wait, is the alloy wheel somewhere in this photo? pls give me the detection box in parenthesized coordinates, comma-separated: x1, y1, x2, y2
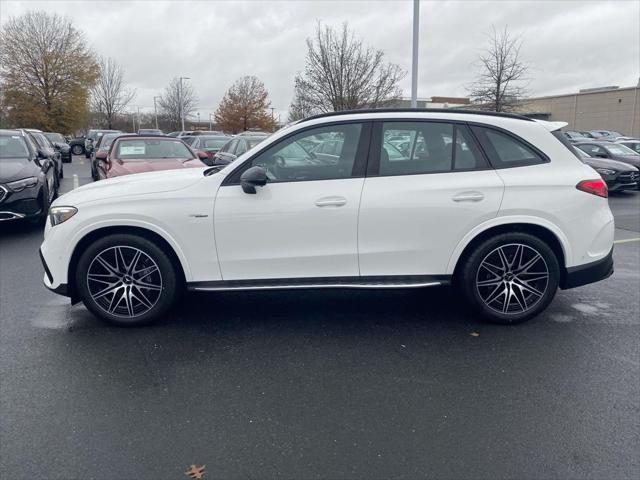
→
(71, 145, 83, 155)
(86, 246, 163, 318)
(475, 243, 549, 315)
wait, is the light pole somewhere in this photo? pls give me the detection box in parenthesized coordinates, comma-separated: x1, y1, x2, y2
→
(153, 96, 160, 130)
(411, 0, 420, 108)
(179, 76, 190, 131)
(197, 112, 200, 129)
(209, 113, 213, 131)
(137, 106, 141, 130)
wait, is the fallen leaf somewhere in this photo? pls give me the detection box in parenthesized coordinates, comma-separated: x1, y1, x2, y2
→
(185, 464, 206, 479)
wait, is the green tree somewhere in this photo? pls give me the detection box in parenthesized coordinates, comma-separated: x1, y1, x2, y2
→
(0, 11, 98, 133)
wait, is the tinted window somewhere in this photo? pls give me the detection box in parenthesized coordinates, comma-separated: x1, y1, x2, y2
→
(577, 144, 606, 156)
(235, 139, 249, 156)
(472, 126, 545, 167)
(379, 122, 484, 176)
(223, 138, 239, 154)
(243, 123, 363, 183)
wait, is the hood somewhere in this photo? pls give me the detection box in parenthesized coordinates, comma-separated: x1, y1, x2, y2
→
(582, 157, 639, 172)
(52, 166, 207, 207)
(109, 158, 201, 176)
(610, 154, 640, 168)
(0, 158, 40, 183)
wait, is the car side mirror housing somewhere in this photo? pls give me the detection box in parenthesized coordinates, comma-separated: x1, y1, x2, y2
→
(240, 166, 268, 194)
(95, 151, 108, 161)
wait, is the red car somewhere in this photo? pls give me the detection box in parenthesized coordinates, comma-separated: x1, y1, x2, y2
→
(95, 135, 209, 180)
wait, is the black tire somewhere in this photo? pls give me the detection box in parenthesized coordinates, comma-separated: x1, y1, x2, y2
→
(458, 232, 560, 325)
(75, 234, 179, 326)
(71, 144, 84, 156)
(59, 163, 64, 179)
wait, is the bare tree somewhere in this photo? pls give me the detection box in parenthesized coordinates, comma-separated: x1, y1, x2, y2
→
(291, 22, 406, 114)
(287, 76, 320, 122)
(157, 77, 197, 131)
(91, 57, 135, 129)
(468, 26, 529, 112)
(0, 11, 98, 132)
(215, 76, 276, 133)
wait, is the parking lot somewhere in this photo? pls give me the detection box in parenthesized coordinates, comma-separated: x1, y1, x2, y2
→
(1, 156, 639, 479)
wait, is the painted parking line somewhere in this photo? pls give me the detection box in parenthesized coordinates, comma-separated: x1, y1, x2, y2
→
(73, 174, 79, 190)
(614, 237, 640, 245)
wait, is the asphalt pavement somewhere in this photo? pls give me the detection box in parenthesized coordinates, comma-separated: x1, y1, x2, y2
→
(1, 157, 639, 480)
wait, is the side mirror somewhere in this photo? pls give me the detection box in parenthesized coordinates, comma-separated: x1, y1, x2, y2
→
(240, 166, 268, 194)
(95, 151, 108, 161)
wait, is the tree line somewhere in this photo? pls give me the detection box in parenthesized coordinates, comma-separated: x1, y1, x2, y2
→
(0, 11, 528, 135)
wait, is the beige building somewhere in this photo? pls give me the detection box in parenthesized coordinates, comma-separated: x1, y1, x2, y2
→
(516, 85, 640, 137)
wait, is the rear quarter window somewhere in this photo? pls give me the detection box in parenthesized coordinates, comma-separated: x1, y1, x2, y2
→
(471, 125, 547, 168)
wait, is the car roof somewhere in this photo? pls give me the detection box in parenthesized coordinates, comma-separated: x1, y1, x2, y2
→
(0, 129, 22, 135)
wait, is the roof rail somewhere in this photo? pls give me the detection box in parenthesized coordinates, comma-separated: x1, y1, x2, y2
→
(299, 108, 535, 123)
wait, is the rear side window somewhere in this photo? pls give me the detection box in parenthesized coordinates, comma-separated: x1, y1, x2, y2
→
(376, 122, 486, 176)
(471, 126, 546, 168)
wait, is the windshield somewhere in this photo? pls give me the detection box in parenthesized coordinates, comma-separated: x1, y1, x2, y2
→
(202, 138, 229, 149)
(100, 134, 123, 149)
(247, 137, 267, 148)
(551, 130, 583, 160)
(0, 134, 30, 159)
(115, 139, 194, 160)
(181, 136, 197, 146)
(44, 133, 65, 143)
(606, 144, 637, 156)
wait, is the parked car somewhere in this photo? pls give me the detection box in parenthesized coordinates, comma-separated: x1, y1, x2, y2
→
(579, 131, 596, 138)
(183, 130, 224, 136)
(0, 129, 58, 223)
(571, 145, 639, 192)
(589, 130, 625, 141)
(574, 141, 640, 169)
(24, 130, 63, 181)
(68, 136, 86, 156)
(85, 129, 121, 158)
(616, 140, 640, 154)
(91, 132, 131, 181)
(137, 129, 164, 135)
(43, 132, 72, 163)
(187, 135, 230, 165)
(213, 134, 269, 165)
(563, 131, 592, 143)
(41, 109, 614, 327)
(93, 135, 208, 180)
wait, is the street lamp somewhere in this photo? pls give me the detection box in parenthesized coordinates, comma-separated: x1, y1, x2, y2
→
(179, 76, 190, 131)
(197, 112, 200, 129)
(209, 113, 214, 131)
(411, 0, 420, 108)
(153, 96, 161, 130)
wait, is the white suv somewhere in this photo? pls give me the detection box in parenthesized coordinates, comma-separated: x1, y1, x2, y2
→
(40, 110, 614, 326)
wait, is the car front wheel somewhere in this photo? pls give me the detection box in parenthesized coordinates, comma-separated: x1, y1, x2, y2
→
(75, 234, 178, 326)
(459, 233, 560, 324)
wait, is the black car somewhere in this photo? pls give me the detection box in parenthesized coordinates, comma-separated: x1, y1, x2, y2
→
(0, 129, 58, 223)
(43, 132, 72, 163)
(573, 146, 639, 192)
(213, 134, 269, 165)
(23, 130, 63, 181)
(68, 136, 86, 156)
(574, 141, 640, 170)
(617, 140, 640, 155)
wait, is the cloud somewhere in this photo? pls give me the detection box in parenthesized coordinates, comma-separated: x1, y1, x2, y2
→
(1, 0, 638, 122)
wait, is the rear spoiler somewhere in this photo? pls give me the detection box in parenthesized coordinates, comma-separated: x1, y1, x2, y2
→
(534, 119, 568, 132)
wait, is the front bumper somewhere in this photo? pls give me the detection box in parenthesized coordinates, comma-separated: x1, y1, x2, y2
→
(40, 248, 71, 297)
(561, 246, 614, 289)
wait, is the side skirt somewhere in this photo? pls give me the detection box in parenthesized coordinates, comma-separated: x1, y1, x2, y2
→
(187, 275, 451, 292)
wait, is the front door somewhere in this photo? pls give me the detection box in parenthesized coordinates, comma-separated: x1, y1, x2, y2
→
(213, 122, 370, 281)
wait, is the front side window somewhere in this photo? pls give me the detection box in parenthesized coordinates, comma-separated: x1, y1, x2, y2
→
(378, 122, 485, 176)
(472, 126, 546, 167)
(114, 139, 193, 160)
(240, 123, 363, 183)
(577, 144, 605, 156)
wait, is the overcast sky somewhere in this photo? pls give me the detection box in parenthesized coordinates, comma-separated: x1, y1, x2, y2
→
(1, 0, 639, 123)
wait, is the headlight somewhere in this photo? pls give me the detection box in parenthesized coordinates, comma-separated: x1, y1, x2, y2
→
(595, 168, 616, 176)
(7, 177, 38, 192)
(49, 206, 77, 226)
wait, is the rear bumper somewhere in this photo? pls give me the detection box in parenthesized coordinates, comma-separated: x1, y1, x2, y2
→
(561, 246, 614, 289)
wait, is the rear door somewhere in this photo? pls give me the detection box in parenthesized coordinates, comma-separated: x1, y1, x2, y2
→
(358, 120, 504, 276)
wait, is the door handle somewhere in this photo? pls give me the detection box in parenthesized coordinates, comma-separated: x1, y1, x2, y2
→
(452, 191, 484, 202)
(315, 197, 347, 207)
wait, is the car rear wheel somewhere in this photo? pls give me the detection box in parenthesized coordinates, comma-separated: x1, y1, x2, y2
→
(71, 144, 84, 155)
(459, 233, 560, 324)
(76, 234, 178, 326)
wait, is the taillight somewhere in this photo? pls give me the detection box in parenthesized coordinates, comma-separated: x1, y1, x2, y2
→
(576, 179, 608, 198)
